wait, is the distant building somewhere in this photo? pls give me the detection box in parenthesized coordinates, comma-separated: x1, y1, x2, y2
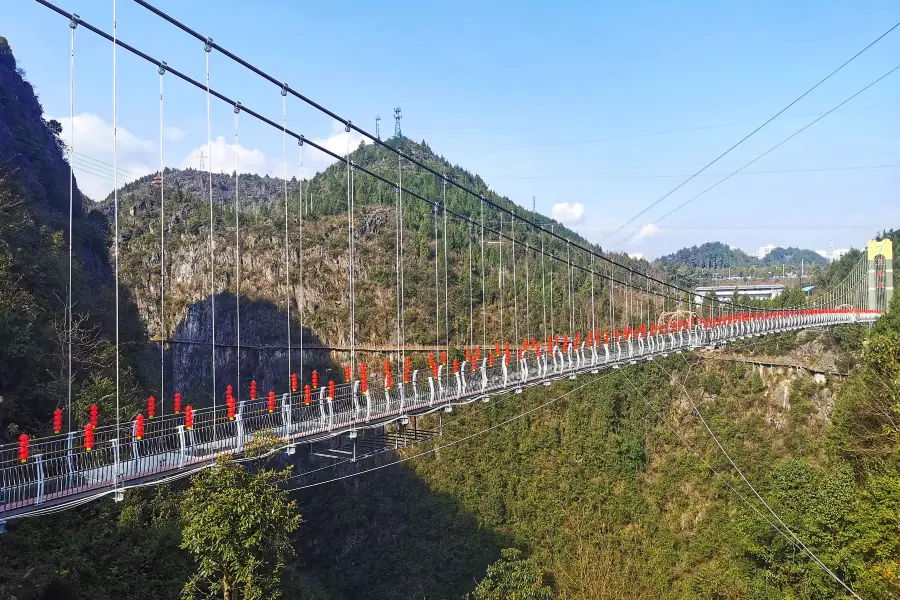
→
(755, 244, 776, 260)
(628, 253, 644, 260)
(815, 249, 828, 260)
(831, 248, 850, 262)
(802, 285, 816, 296)
(694, 283, 785, 306)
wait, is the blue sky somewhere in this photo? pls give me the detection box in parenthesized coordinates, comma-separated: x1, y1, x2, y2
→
(6, 0, 899, 258)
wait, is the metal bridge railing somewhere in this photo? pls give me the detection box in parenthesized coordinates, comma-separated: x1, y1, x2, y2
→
(0, 309, 879, 518)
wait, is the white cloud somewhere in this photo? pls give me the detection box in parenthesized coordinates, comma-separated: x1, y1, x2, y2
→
(164, 126, 186, 142)
(180, 136, 269, 174)
(302, 123, 369, 176)
(552, 202, 585, 225)
(634, 222, 661, 241)
(52, 112, 156, 200)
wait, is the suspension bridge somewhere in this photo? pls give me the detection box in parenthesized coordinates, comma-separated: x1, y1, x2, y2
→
(3, 0, 895, 535)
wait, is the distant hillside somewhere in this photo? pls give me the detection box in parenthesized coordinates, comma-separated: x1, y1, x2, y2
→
(656, 241, 827, 269)
(656, 242, 757, 269)
(761, 246, 827, 267)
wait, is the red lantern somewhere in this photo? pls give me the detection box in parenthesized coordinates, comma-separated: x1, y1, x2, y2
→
(328, 380, 335, 400)
(345, 364, 352, 383)
(291, 373, 298, 393)
(489, 353, 495, 368)
(84, 424, 95, 451)
(465, 347, 471, 363)
(89, 404, 98, 429)
(452, 358, 459, 374)
(174, 392, 182, 414)
(147, 396, 156, 419)
(135, 414, 144, 440)
(431, 363, 438, 379)
(304, 384, 312, 406)
(250, 380, 257, 400)
(441, 351, 447, 366)
(53, 408, 63, 434)
(312, 370, 319, 390)
(226, 384, 233, 397)
(184, 406, 194, 430)
(360, 363, 368, 393)
(268, 391, 276, 413)
(18, 434, 28, 463)
(404, 356, 411, 384)
(227, 395, 236, 421)
(386, 369, 393, 390)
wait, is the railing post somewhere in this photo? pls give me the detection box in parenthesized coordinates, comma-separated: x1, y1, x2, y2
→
(177, 425, 186, 468)
(66, 431, 75, 490)
(326, 398, 334, 432)
(235, 412, 245, 454)
(281, 393, 292, 437)
(131, 419, 139, 460)
(410, 370, 418, 406)
(111, 439, 122, 501)
(428, 377, 436, 405)
(35, 454, 44, 506)
(481, 358, 488, 392)
(317, 388, 327, 431)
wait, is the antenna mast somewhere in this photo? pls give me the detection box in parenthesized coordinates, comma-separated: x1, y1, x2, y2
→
(394, 106, 402, 138)
(375, 115, 381, 140)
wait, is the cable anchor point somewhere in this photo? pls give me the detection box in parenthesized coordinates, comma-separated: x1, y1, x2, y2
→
(69, 14, 80, 29)
(158, 61, 167, 76)
(281, 83, 289, 97)
(204, 37, 213, 53)
(297, 134, 305, 147)
(234, 101, 242, 115)
(345, 120, 352, 133)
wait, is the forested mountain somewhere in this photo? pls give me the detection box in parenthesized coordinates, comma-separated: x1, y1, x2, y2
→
(657, 241, 828, 269)
(1, 36, 898, 600)
(0, 37, 146, 438)
(656, 241, 757, 268)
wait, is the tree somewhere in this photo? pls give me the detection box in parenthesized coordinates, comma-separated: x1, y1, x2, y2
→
(467, 548, 553, 600)
(180, 455, 301, 600)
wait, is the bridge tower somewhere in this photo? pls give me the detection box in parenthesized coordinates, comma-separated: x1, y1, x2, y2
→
(867, 238, 893, 311)
(394, 106, 402, 138)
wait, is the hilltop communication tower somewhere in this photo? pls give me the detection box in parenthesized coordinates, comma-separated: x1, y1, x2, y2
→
(394, 107, 402, 138)
(375, 115, 381, 140)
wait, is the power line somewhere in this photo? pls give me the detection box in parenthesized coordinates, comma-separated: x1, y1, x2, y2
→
(611, 62, 900, 249)
(470, 101, 900, 153)
(600, 19, 900, 243)
(499, 163, 899, 180)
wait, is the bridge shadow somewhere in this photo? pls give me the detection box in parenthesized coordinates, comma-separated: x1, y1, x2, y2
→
(164, 292, 339, 406)
(292, 461, 509, 600)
